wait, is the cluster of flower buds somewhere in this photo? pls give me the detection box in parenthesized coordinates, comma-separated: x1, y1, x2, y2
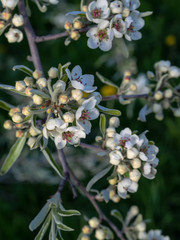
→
(3, 63, 105, 150)
(0, 0, 24, 43)
(139, 60, 180, 121)
(79, 217, 114, 240)
(67, 0, 152, 51)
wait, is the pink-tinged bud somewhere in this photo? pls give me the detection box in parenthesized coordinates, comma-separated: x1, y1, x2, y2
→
(82, 225, 91, 234)
(22, 106, 31, 116)
(16, 130, 24, 138)
(32, 94, 43, 105)
(64, 22, 72, 30)
(3, 120, 13, 130)
(73, 20, 83, 29)
(15, 81, 26, 92)
(89, 217, 99, 228)
(25, 87, 33, 96)
(33, 69, 42, 79)
(9, 107, 20, 117)
(12, 113, 24, 123)
(70, 31, 80, 41)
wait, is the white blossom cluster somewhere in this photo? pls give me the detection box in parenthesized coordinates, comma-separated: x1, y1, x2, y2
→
(139, 60, 180, 122)
(4, 64, 102, 150)
(104, 118, 159, 199)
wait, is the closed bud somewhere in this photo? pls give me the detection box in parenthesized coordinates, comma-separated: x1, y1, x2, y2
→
(29, 126, 39, 137)
(59, 94, 69, 104)
(22, 106, 31, 116)
(106, 127, 115, 138)
(9, 107, 20, 116)
(155, 112, 164, 121)
(71, 89, 83, 101)
(147, 71, 155, 79)
(135, 222, 146, 232)
(37, 77, 47, 88)
(123, 71, 131, 83)
(16, 130, 24, 138)
(48, 67, 58, 79)
(163, 99, 170, 109)
(12, 14, 24, 27)
(33, 69, 42, 79)
(82, 5, 88, 12)
(15, 81, 26, 92)
(164, 89, 173, 99)
(24, 76, 34, 86)
(64, 22, 72, 30)
(81, 236, 90, 240)
(95, 136, 102, 142)
(117, 164, 128, 175)
(109, 117, 120, 128)
(2, 11, 11, 21)
(12, 113, 24, 123)
(27, 137, 36, 149)
(63, 112, 74, 123)
(109, 189, 116, 198)
(108, 178, 117, 185)
(111, 195, 120, 203)
(173, 108, 180, 117)
(82, 225, 91, 234)
(130, 83, 137, 91)
(70, 31, 80, 40)
(131, 158, 141, 169)
(73, 20, 83, 29)
(89, 217, 99, 229)
(16, 123, 23, 128)
(95, 229, 106, 240)
(152, 103, 162, 113)
(33, 94, 43, 105)
(3, 120, 13, 130)
(5, 28, 23, 43)
(25, 87, 33, 96)
(122, 8, 130, 17)
(129, 169, 141, 182)
(105, 138, 116, 150)
(0, 21, 5, 29)
(154, 90, 163, 101)
(127, 147, 139, 159)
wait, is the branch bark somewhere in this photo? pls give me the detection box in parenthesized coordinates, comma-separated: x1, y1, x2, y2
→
(102, 93, 149, 101)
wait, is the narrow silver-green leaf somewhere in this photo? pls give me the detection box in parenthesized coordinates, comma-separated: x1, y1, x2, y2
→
(58, 204, 81, 217)
(86, 166, 112, 191)
(0, 100, 14, 111)
(30, 89, 50, 99)
(42, 148, 64, 179)
(101, 189, 109, 203)
(99, 114, 106, 137)
(48, 192, 60, 207)
(29, 202, 50, 231)
(96, 72, 119, 89)
(111, 209, 123, 223)
(13, 65, 33, 76)
(97, 105, 121, 116)
(0, 84, 26, 96)
(57, 221, 74, 232)
(0, 134, 27, 175)
(34, 212, 52, 240)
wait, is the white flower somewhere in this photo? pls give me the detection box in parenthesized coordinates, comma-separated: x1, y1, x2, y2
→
(106, 138, 116, 150)
(76, 97, 99, 134)
(1, 0, 18, 9)
(12, 14, 24, 27)
(110, 1, 123, 14)
(117, 178, 138, 199)
(109, 116, 120, 128)
(5, 28, 23, 43)
(127, 147, 139, 159)
(110, 14, 126, 38)
(48, 0, 59, 4)
(147, 230, 170, 240)
(154, 60, 171, 74)
(55, 126, 86, 149)
(129, 169, 141, 182)
(66, 65, 97, 93)
(109, 150, 123, 165)
(143, 158, 159, 179)
(86, 20, 114, 51)
(126, 74, 150, 95)
(169, 66, 180, 78)
(122, 0, 140, 11)
(125, 11, 145, 41)
(106, 126, 116, 138)
(86, 0, 110, 23)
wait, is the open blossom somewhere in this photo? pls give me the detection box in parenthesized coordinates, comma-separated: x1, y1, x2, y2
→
(66, 65, 97, 93)
(143, 158, 159, 179)
(76, 97, 99, 134)
(147, 230, 170, 240)
(117, 178, 138, 199)
(86, 0, 110, 23)
(109, 150, 123, 165)
(5, 28, 23, 43)
(87, 20, 114, 51)
(54, 126, 86, 149)
(110, 1, 123, 14)
(110, 14, 126, 38)
(125, 11, 145, 41)
(122, 0, 140, 11)
(1, 0, 18, 9)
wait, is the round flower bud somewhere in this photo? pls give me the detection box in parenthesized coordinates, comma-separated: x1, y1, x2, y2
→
(81, 236, 90, 240)
(164, 89, 173, 99)
(109, 150, 123, 165)
(95, 229, 105, 240)
(16, 130, 24, 138)
(130, 83, 137, 91)
(163, 99, 170, 109)
(95, 136, 102, 142)
(2, 11, 11, 20)
(46, 108, 51, 114)
(129, 169, 141, 182)
(127, 147, 139, 159)
(12, 113, 24, 123)
(37, 77, 47, 88)
(109, 189, 116, 198)
(9, 107, 20, 116)
(147, 71, 155, 79)
(3, 120, 13, 130)
(5, 28, 23, 43)
(108, 178, 117, 185)
(27, 137, 36, 149)
(24, 76, 34, 86)
(82, 5, 88, 12)
(169, 66, 180, 78)
(73, 20, 83, 29)
(15, 81, 26, 92)
(63, 112, 74, 123)
(105, 138, 116, 150)
(64, 22, 72, 30)
(48, 67, 58, 79)
(109, 117, 120, 128)
(89, 217, 99, 229)
(154, 90, 163, 101)
(70, 31, 80, 41)
(1, 0, 18, 10)
(33, 69, 42, 79)
(82, 225, 91, 234)
(59, 94, 69, 104)
(106, 127, 115, 138)
(16, 123, 23, 128)
(22, 106, 31, 116)
(33, 94, 43, 105)
(173, 108, 180, 117)
(135, 222, 146, 232)
(131, 158, 141, 169)
(12, 14, 24, 27)
(122, 8, 130, 17)
(25, 87, 33, 96)
(71, 89, 83, 101)
(155, 112, 164, 121)
(29, 126, 39, 137)
(111, 195, 120, 203)
(152, 103, 162, 113)
(117, 164, 128, 175)
(0, 21, 5, 29)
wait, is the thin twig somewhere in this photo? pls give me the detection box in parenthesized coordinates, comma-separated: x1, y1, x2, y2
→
(79, 142, 107, 152)
(102, 93, 149, 101)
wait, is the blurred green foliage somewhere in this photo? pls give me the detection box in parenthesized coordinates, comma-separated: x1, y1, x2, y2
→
(0, 0, 180, 239)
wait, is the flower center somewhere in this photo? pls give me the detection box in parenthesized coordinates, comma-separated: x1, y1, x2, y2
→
(74, 73, 82, 83)
(80, 111, 91, 122)
(63, 131, 74, 142)
(113, 21, 121, 31)
(92, 8, 102, 18)
(141, 146, 148, 155)
(128, 24, 134, 31)
(119, 137, 130, 147)
(97, 30, 108, 41)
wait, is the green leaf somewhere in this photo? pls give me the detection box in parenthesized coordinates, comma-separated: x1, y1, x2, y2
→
(48, 192, 60, 207)
(96, 72, 119, 89)
(111, 209, 123, 223)
(0, 134, 27, 175)
(29, 202, 51, 231)
(99, 114, 106, 137)
(101, 189, 109, 203)
(0, 84, 26, 96)
(97, 105, 121, 116)
(0, 100, 14, 111)
(0, 23, 10, 36)
(86, 166, 112, 191)
(34, 212, 52, 240)
(42, 148, 64, 179)
(30, 89, 50, 99)
(58, 204, 81, 217)
(13, 65, 33, 76)
(102, 225, 114, 239)
(58, 64, 62, 79)
(57, 221, 74, 232)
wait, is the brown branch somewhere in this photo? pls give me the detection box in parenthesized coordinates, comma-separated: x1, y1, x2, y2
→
(102, 93, 149, 101)
(79, 142, 107, 152)
(18, 0, 43, 72)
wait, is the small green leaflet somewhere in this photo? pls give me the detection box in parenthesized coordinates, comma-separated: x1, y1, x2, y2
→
(99, 114, 106, 137)
(0, 84, 26, 96)
(58, 204, 81, 217)
(97, 105, 121, 116)
(96, 72, 119, 89)
(0, 100, 14, 111)
(0, 134, 27, 175)
(30, 89, 50, 99)
(34, 212, 52, 240)
(111, 209, 123, 224)
(13, 65, 33, 76)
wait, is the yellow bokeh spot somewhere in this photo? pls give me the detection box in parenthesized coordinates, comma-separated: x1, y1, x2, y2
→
(83, 92, 90, 98)
(100, 85, 117, 96)
(165, 35, 176, 46)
